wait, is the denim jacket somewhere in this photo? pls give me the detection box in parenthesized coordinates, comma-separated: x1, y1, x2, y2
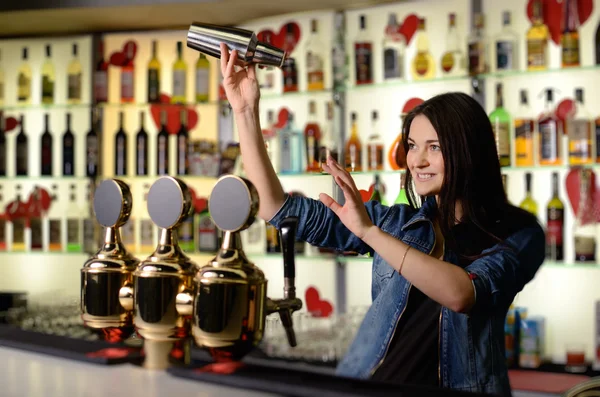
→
(268, 194, 546, 396)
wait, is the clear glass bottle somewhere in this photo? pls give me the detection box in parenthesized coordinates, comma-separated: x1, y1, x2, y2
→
(441, 13, 465, 76)
(568, 88, 592, 165)
(468, 13, 488, 76)
(383, 13, 405, 81)
(489, 83, 511, 167)
(367, 111, 384, 171)
(67, 43, 82, 104)
(147, 40, 161, 103)
(573, 169, 595, 262)
(411, 18, 435, 80)
(305, 19, 325, 91)
(527, 0, 549, 71)
(41, 44, 55, 104)
(17, 48, 31, 105)
(495, 11, 518, 72)
(514, 90, 535, 167)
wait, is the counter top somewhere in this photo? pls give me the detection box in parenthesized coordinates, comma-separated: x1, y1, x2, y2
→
(0, 346, 277, 397)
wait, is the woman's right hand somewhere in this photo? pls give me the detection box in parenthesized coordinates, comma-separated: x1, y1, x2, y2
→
(219, 43, 260, 115)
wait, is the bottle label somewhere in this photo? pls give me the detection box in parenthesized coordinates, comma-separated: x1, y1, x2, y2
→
(283, 58, 298, 92)
(515, 119, 534, 165)
(367, 143, 384, 170)
(18, 72, 30, 101)
(307, 51, 325, 90)
(68, 73, 82, 100)
(345, 143, 361, 171)
(527, 38, 547, 68)
(0, 219, 5, 250)
(415, 53, 429, 76)
(148, 69, 160, 102)
(49, 219, 61, 250)
(354, 42, 373, 84)
(539, 121, 559, 161)
(441, 52, 455, 73)
(496, 41, 514, 70)
(42, 74, 54, 101)
(383, 48, 402, 79)
(198, 214, 218, 251)
(195, 68, 209, 98)
(121, 70, 134, 100)
(546, 212, 564, 246)
(30, 218, 42, 250)
(67, 218, 80, 245)
(492, 121, 511, 161)
(561, 34, 580, 66)
(173, 69, 186, 99)
(569, 119, 591, 160)
(86, 135, 98, 177)
(468, 42, 485, 74)
(94, 71, 108, 102)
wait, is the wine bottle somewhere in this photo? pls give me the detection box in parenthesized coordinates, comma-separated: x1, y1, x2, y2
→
(17, 48, 31, 105)
(94, 41, 109, 103)
(489, 82, 511, 167)
(121, 43, 135, 103)
(195, 54, 210, 103)
(0, 113, 6, 176)
(0, 186, 6, 251)
(567, 88, 592, 165)
(519, 173, 538, 216)
(561, 0, 580, 68)
(172, 41, 187, 104)
(41, 44, 55, 105)
(48, 184, 62, 252)
(67, 43, 82, 104)
(40, 114, 53, 176)
(176, 109, 189, 176)
(16, 115, 28, 176)
(11, 185, 25, 252)
(157, 110, 169, 175)
(86, 109, 99, 178)
(29, 187, 43, 251)
(136, 111, 148, 176)
(147, 40, 161, 103)
(63, 113, 75, 176)
(546, 172, 564, 261)
(115, 112, 128, 176)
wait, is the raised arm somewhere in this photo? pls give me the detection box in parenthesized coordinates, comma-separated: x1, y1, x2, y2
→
(219, 43, 285, 220)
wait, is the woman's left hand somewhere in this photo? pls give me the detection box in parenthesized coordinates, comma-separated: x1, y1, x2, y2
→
(320, 156, 375, 240)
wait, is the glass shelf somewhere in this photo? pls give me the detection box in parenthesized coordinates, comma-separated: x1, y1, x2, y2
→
(481, 64, 600, 79)
(500, 163, 600, 173)
(261, 89, 333, 101)
(0, 103, 93, 111)
(342, 75, 471, 92)
(276, 169, 404, 178)
(0, 176, 93, 182)
(97, 101, 221, 109)
(0, 101, 224, 112)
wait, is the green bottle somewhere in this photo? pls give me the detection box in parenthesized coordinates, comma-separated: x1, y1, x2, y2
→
(489, 82, 511, 167)
(519, 172, 538, 216)
(394, 172, 409, 205)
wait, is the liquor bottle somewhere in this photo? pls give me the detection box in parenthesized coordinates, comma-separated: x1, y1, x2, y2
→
(136, 111, 148, 176)
(411, 18, 436, 80)
(94, 40, 109, 103)
(47, 184, 62, 252)
(86, 109, 99, 178)
(16, 116, 28, 176)
(179, 207, 195, 253)
(195, 53, 210, 103)
(41, 44, 55, 104)
(0, 49, 4, 106)
(115, 112, 128, 176)
(345, 112, 363, 172)
(67, 43, 82, 104)
(367, 111, 384, 171)
(468, 14, 488, 76)
(383, 13, 405, 81)
(40, 114, 53, 176)
(279, 113, 303, 173)
(17, 48, 31, 105)
(495, 11, 518, 72)
(263, 110, 279, 172)
(177, 109, 189, 175)
(197, 201, 219, 252)
(304, 101, 321, 173)
(546, 172, 564, 261)
(282, 24, 298, 93)
(539, 89, 562, 166)
(527, 0, 549, 71)
(0, 113, 5, 176)
(305, 19, 326, 91)
(441, 13, 465, 77)
(574, 169, 596, 262)
(265, 221, 281, 253)
(354, 15, 373, 85)
(29, 187, 43, 251)
(514, 90, 535, 167)
(258, 31, 276, 93)
(519, 173, 538, 216)
(394, 172, 409, 205)
(0, 186, 6, 251)
(489, 83, 511, 167)
(332, 12, 348, 92)
(596, 21, 600, 65)
(139, 183, 155, 253)
(157, 109, 169, 175)
(172, 41, 187, 104)
(147, 40, 161, 103)
(11, 185, 25, 252)
(561, 0, 580, 68)
(121, 43, 135, 103)
(319, 101, 339, 172)
(369, 174, 385, 204)
(63, 113, 75, 176)
(568, 88, 592, 165)
(66, 184, 83, 252)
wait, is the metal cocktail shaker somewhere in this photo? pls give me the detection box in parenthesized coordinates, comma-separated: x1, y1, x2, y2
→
(187, 22, 287, 68)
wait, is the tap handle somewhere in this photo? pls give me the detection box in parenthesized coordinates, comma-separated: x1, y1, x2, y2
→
(278, 309, 297, 347)
(279, 216, 299, 281)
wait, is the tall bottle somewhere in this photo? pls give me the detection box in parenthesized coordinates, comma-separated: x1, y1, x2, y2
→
(157, 109, 169, 175)
(195, 53, 210, 103)
(489, 83, 511, 167)
(40, 114, 53, 176)
(441, 13, 464, 77)
(411, 18, 435, 80)
(94, 40, 109, 104)
(279, 113, 303, 174)
(527, 0, 549, 71)
(332, 12, 348, 93)
(367, 111, 384, 171)
(67, 43, 82, 104)
(0, 113, 6, 176)
(47, 184, 62, 252)
(355, 15, 373, 85)
(0, 49, 4, 106)
(16, 116, 28, 177)
(495, 11, 518, 72)
(546, 172, 564, 261)
(136, 111, 148, 176)
(383, 13, 405, 81)
(514, 90, 535, 167)
(538, 89, 561, 166)
(573, 169, 596, 262)
(468, 14, 488, 76)
(66, 184, 82, 252)
(63, 113, 75, 176)
(172, 41, 187, 104)
(568, 88, 592, 165)
(17, 48, 31, 105)
(282, 24, 299, 93)
(305, 19, 326, 91)
(86, 109, 99, 178)
(147, 40, 161, 103)
(561, 0, 580, 68)
(394, 172, 409, 205)
(41, 44, 55, 105)
(177, 109, 189, 175)
(121, 43, 135, 103)
(519, 173, 538, 216)
(304, 101, 321, 173)
(345, 112, 363, 172)
(596, 21, 600, 65)
(115, 112, 128, 176)
(29, 187, 43, 251)
(319, 101, 339, 172)
(11, 185, 25, 252)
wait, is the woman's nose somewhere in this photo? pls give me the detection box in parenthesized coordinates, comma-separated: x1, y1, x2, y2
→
(412, 150, 429, 168)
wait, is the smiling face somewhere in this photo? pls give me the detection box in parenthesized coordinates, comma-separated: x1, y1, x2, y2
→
(406, 114, 445, 197)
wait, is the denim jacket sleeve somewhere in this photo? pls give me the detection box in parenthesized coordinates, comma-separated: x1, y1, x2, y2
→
(267, 194, 397, 255)
(464, 221, 546, 312)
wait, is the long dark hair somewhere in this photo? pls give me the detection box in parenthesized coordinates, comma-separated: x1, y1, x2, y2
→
(398, 92, 536, 256)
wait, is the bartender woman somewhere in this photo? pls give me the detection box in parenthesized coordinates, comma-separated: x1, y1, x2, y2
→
(218, 43, 544, 396)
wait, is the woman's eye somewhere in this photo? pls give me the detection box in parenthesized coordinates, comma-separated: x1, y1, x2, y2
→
(408, 143, 416, 150)
(430, 145, 440, 151)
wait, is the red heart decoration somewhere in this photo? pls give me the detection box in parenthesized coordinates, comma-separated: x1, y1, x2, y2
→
(526, 0, 594, 45)
(187, 186, 208, 214)
(565, 168, 600, 222)
(402, 97, 424, 114)
(150, 94, 199, 135)
(275, 108, 290, 128)
(305, 286, 333, 318)
(109, 40, 138, 67)
(359, 189, 371, 203)
(0, 113, 19, 133)
(257, 29, 277, 45)
(397, 14, 420, 46)
(276, 22, 301, 54)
